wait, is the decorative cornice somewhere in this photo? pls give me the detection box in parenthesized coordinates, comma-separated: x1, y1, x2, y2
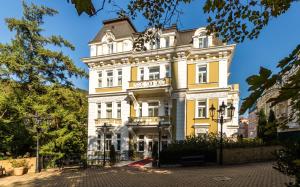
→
(82, 44, 235, 68)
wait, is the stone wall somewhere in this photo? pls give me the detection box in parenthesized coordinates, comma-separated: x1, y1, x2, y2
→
(0, 157, 36, 175)
(220, 146, 281, 165)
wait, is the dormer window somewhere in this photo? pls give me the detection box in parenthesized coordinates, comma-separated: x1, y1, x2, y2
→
(199, 33, 208, 48)
(108, 42, 113, 54)
(165, 37, 170, 48)
(194, 29, 210, 49)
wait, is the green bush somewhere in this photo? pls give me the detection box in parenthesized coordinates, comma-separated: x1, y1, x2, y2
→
(160, 134, 218, 165)
(160, 133, 278, 165)
(274, 139, 300, 187)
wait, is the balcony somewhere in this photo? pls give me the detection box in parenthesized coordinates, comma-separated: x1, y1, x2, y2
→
(128, 78, 172, 98)
(128, 116, 171, 126)
(129, 77, 171, 89)
(95, 118, 122, 126)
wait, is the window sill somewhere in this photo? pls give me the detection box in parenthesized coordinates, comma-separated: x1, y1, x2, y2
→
(96, 86, 122, 88)
(194, 117, 209, 120)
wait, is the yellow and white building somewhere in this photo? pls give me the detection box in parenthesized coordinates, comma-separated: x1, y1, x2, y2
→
(83, 18, 239, 160)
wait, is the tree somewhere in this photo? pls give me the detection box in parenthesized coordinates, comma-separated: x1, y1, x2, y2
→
(264, 109, 278, 142)
(239, 45, 300, 123)
(257, 109, 267, 141)
(0, 2, 88, 163)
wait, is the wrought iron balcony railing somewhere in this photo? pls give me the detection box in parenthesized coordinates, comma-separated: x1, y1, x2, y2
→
(129, 77, 171, 89)
(128, 116, 171, 126)
(95, 118, 122, 125)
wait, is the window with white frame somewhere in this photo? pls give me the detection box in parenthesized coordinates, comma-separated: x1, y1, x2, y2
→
(105, 134, 112, 151)
(106, 102, 112, 118)
(149, 66, 160, 80)
(165, 37, 170, 48)
(106, 70, 113, 87)
(227, 100, 233, 118)
(116, 102, 121, 119)
(137, 135, 145, 152)
(197, 65, 207, 83)
(116, 133, 121, 151)
(117, 69, 122, 86)
(196, 100, 207, 118)
(97, 103, 101, 118)
(108, 43, 113, 54)
(139, 68, 144, 81)
(199, 34, 208, 48)
(98, 71, 102, 87)
(148, 102, 159, 117)
(165, 64, 170, 77)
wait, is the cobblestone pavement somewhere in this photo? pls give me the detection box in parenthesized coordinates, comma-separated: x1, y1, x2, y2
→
(0, 162, 293, 187)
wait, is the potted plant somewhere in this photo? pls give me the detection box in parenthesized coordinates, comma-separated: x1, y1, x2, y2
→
(10, 159, 28, 176)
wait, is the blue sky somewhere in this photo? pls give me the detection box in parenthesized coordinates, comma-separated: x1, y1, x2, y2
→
(1, 0, 300, 105)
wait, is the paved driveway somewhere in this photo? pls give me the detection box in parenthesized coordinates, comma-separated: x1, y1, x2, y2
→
(0, 162, 293, 187)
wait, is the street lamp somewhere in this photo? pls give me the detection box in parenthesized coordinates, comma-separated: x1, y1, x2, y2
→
(24, 113, 52, 173)
(97, 123, 111, 167)
(209, 101, 235, 165)
(157, 121, 162, 168)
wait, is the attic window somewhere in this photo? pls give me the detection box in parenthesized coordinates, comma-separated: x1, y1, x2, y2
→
(198, 32, 208, 48)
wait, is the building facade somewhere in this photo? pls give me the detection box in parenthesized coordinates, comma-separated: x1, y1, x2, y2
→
(83, 18, 239, 161)
(238, 117, 249, 138)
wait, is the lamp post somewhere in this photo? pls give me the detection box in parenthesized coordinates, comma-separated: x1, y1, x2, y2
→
(157, 121, 162, 168)
(97, 123, 110, 167)
(209, 101, 235, 165)
(24, 113, 52, 173)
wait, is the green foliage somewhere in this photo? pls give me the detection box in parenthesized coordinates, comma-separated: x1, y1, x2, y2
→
(10, 159, 28, 168)
(68, 0, 96, 16)
(257, 109, 267, 140)
(109, 145, 116, 165)
(274, 139, 300, 187)
(69, 0, 297, 44)
(0, 2, 88, 165)
(160, 134, 276, 165)
(204, 0, 295, 43)
(264, 109, 278, 141)
(240, 44, 300, 126)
